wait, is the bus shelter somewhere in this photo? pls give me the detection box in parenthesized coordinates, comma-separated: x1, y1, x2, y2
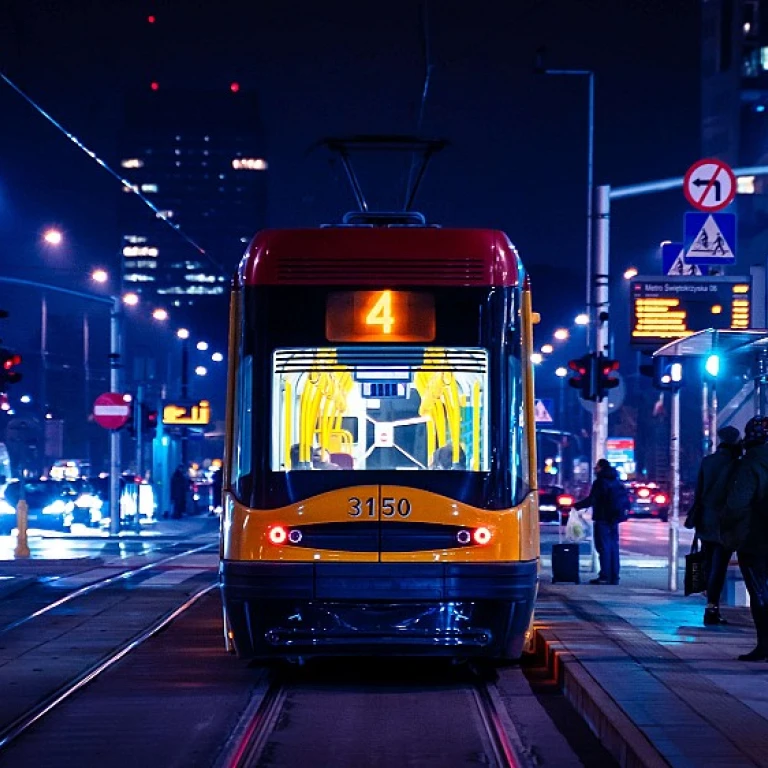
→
(653, 329, 768, 590)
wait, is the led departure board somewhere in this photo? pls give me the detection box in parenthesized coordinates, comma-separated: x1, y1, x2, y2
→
(326, 290, 436, 342)
(630, 276, 751, 347)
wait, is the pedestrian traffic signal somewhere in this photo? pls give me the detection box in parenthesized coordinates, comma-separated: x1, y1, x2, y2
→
(567, 354, 594, 400)
(641, 356, 684, 390)
(596, 354, 619, 400)
(0, 348, 23, 392)
(143, 406, 158, 437)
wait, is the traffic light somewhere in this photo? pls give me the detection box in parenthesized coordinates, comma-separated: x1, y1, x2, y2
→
(143, 406, 158, 437)
(596, 354, 619, 400)
(0, 348, 23, 393)
(567, 354, 595, 400)
(640, 356, 684, 390)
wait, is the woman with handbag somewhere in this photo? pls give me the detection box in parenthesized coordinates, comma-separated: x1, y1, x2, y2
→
(685, 426, 742, 625)
(722, 416, 768, 662)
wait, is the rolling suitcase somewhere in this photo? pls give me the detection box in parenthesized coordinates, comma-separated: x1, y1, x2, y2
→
(551, 543, 580, 584)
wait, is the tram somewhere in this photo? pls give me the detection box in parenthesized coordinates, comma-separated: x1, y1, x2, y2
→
(220, 212, 540, 660)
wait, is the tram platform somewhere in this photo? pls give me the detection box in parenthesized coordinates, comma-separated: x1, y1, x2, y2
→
(533, 570, 768, 768)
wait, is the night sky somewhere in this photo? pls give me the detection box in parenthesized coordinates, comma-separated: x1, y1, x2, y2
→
(1, 0, 702, 351)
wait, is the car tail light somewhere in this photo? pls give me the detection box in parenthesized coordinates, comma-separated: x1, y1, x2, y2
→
(557, 494, 574, 507)
(473, 527, 492, 545)
(638, 487, 651, 498)
(654, 494, 668, 505)
(268, 526, 287, 545)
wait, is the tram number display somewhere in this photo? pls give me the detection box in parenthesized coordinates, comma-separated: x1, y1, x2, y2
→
(326, 290, 435, 342)
(348, 496, 412, 518)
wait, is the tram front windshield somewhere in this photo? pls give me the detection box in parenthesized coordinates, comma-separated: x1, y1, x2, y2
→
(268, 346, 489, 472)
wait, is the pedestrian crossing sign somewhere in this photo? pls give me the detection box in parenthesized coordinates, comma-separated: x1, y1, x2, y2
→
(665, 247, 702, 276)
(534, 398, 554, 423)
(683, 212, 736, 265)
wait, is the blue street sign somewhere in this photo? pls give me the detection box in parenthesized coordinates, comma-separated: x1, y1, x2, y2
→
(683, 212, 736, 265)
(662, 242, 682, 274)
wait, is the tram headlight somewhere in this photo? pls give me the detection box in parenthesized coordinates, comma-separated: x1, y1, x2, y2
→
(268, 526, 288, 545)
(456, 529, 471, 545)
(473, 527, 492, 546)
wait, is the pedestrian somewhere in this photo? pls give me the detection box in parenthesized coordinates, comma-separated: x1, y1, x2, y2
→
(211, 465, 223, 515)
(572, 458, 629, 585)
(685, 425, 741, 626)
(170, 464, 188, 519)
(722, 415, 768, 661)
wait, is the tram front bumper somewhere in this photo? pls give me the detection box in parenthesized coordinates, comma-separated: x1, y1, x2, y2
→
(220, 560, 538, 658)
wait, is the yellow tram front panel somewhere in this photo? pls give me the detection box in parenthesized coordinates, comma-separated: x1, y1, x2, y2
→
(223, 487, 379, 562)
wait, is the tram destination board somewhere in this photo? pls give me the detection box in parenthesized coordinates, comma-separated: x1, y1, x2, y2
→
(630, 275, 751, 348)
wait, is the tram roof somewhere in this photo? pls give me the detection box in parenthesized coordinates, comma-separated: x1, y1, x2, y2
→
(238, 227, 521, 287)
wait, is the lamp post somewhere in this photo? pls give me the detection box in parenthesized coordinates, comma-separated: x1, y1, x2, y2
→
(177, 328, 190, 467)
(555, 366, 568, 428)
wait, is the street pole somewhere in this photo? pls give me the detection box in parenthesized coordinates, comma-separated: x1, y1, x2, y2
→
(40, 295, 48, 413)
(668, 387, 681, 591)
(109, 297, 122, 535)
(592, 186, 610, 465)
(181, 336, 189, 467)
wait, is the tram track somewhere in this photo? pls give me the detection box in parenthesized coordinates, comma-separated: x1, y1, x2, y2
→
(0, 541, 217, 635)
(0, 580, 218, 752)
(217, 664, 531, 768)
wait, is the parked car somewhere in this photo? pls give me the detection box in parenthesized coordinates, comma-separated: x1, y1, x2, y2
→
(2, 481, 74, 533)
(538, 485, 575, 524)
(627, 482, 669, 522)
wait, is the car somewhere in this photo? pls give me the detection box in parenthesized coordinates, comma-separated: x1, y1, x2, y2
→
(2, 481, 74, 533)
(538, 485, 575, 524)
(628, 482, 669, 522)
(0, 494, 16, 535)
(55, 480, 106, 528)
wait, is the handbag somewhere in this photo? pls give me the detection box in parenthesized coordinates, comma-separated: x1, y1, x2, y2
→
(684, 537, 708, 596)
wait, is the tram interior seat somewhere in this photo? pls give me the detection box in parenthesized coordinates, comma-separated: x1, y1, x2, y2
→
(329, 452, 354, 469)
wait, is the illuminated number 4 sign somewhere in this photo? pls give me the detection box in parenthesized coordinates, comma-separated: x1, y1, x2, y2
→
(365, 290, 394, 334)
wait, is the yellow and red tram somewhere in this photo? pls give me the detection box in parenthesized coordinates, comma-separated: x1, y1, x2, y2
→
(220, 215, 539, 659)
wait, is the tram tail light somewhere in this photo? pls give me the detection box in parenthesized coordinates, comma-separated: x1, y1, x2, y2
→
(654, 493, 668, 505)
(557, 494, 574, 507)
(268, 526, 288, 545)
(473, 527, 492, 546)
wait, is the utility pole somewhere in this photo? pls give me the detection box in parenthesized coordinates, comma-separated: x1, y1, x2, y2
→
(180, 334, 189, 468)
(668, 386, 681, 591)
(109, 296, 123, 535)
(592, 186, 611, 468)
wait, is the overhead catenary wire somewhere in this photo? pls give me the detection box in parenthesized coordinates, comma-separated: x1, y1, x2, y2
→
(0, 70, 227, 277)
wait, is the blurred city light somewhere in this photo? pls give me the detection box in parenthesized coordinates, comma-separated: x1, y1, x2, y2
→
(45, 413, 53, 420)
(91, 268, 109, 283)
(230, 82, 240, 93)
(541, 344, 554, 354)
(531, 353, 543, 365)
(705, 354, 720, 378)
(0, 401, 9, 412)
(623, 266, 638, 280)
(196, 341, 209, 351)
(574, 314, 589, 326)
(43, 228, 63, 246)
(123, 293, 139, 306)
(152, 308, 169, 321)
(554, 328, 569, 341)
(20, 395, 31, 404)
(555, 366, 568, 377)
(195, 366, 208, 376)
(177, 328, 190, 340)
(211, 352, 224, 363)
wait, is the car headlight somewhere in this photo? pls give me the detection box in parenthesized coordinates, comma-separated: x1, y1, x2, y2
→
(75, 494, 103, 509)
(43, 499, 75, 515)
(0, 500, 15, 516)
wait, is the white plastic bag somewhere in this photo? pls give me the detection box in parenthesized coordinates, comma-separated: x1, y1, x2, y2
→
(565, 508, 588, 542)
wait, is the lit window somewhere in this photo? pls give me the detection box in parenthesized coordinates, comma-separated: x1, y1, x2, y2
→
(122, 246, 159, 258)
(185, 274, 217, 283)
(121, 158, 144, 169)
(135, 260, 158, 269)
(232, 158, 268, 170)
(140, 183, 158, 193)
(122, 184, 139, 194)
(124, 274, 156, 282)
(738, 176, 756, 194)
(156, 210, 174, 219)
(124, 235, 147, 244)
(761, 46, 768, 70)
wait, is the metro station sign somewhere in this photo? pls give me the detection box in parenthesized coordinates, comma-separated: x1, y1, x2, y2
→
(162, 399, 211, 426)
(630, 276, 751, 348)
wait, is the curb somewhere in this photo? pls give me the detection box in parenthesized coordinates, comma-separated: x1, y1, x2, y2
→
(0, 576, 36, 599)
(532, 627, 668, 768)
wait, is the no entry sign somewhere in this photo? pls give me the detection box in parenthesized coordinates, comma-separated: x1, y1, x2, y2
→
(93, 392, 131, 430)
(683, 158, 736, 212)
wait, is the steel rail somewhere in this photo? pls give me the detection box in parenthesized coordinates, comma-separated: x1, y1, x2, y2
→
(472, 681, 531, 768)
(216, 677, 286, 768)
(0, 581, 218, 751)
(0, 541, 217, 634)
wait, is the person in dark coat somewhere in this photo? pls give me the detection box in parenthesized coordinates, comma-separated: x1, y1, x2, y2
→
(722, 416, 768, 661)
(685, 425, 742, 626)
(573, 458, 626, 585)
(170, 465, 188, 519)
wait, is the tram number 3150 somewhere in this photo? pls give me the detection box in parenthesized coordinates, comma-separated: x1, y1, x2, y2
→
(348, 496, 412, 518)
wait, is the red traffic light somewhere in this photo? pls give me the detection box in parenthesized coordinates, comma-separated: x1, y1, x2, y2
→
(3, 354, 21, 370)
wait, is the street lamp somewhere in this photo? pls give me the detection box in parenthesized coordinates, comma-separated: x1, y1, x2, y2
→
(555, 366, 568, 429)
(42, 228, 63, 246)
(152, 308, 168, 321)
(123, 292, 139, 306)
(195, 365, 208, 376)
(177, 328, 190, 340)
(541, 344, 554, 355)
(555, 367, 568, 378)
(196, 341, 209, 351)
(623, 266, 638, 280)
(574, 313, 589, 326)
(554, 328, 569, 341)
(531, 353, 543, 365)
(92, 268, 109, 284)
(211, 352, 224, 363)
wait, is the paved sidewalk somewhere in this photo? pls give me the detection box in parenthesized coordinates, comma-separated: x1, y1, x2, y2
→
(534, 568, 768, 767)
